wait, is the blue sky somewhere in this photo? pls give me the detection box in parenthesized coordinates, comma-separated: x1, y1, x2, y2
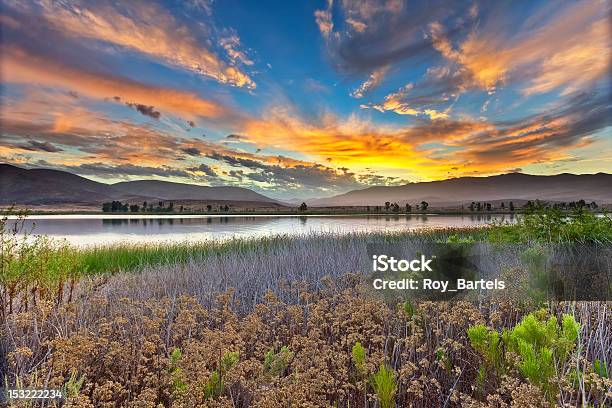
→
(1, 0, 610, 199)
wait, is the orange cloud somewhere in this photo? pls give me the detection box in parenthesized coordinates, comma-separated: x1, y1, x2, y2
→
(2, 95, 606, 184)
(367, 83, 450, 120)
(314, 0, 335, 39)
(3, 76, 606, 184)
(241, 107, 469, 179)
(0, 91, 315, 176)
(429, 1, 609, 95)
(523, 18, 610, 95)
(241, 92, 608, 180)
(1, 101, 378, 192)
(430, 25, 508, 93)
(1, 46, 235, 121)
(345, 18, 367, 32)
(31, 0, 255, 89)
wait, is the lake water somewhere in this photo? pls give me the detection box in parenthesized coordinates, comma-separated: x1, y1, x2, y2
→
(6, 214, 515, 246)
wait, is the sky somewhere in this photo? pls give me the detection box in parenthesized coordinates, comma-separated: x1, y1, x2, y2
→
(0, 0, 610, 200)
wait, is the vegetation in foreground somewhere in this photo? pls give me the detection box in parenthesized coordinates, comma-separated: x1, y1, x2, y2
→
(0, 208, 611, 406)
(2, 207, 610, 310)
(1, 277, 610, 407)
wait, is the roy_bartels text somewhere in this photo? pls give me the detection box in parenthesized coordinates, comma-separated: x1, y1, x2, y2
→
(371, 254, 505, 293)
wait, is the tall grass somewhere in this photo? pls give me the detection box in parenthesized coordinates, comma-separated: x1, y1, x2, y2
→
(1, 211, 84, 314)
(0, 213, 486, 315)
(78, 226, 486, 274)
(2, 207, 611, 315)
(79, 238, 277, 274)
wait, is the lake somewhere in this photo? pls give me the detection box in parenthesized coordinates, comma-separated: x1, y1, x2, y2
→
(6, 214, 515, 246)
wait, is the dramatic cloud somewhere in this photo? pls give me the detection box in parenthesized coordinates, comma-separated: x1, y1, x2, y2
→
(521, 17, 610, 95)
(220, 33, 254, 66)
(363, 83, 449, 120)
(8, 0, 255, 88)
(240, 86, 611, 179)
(1, 45, 234, 122)
(426, 2, 610, 95)
(206, 151, 374, 193)
(241, 106, 431, 172)
(457, 93, 612, 170)
(317, 0, 609, 112)
(0, 92, 232, 170)
(1, 97, 388, 194)
(315, 0, 464, 74)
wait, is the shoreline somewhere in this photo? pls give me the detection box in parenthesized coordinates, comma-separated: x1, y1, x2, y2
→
(1, 211, 520, 219)
(3, 208, 608, 218)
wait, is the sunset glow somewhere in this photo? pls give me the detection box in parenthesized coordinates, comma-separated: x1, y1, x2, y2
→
(1, 0, 610, 199)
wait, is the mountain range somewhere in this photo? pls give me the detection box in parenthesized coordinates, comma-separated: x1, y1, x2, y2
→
(310, 172, 612, 206)
(1, 164, 611, 207)
(0, 164, 277, 205)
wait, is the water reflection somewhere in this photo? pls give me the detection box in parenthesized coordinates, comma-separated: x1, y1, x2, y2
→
(11, 214, 510, 247)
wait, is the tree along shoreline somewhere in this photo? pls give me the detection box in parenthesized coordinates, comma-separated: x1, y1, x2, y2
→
(2, 198, 603, 216)
(2, 208, 607, 217)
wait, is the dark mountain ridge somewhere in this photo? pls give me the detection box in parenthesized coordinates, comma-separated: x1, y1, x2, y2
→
(0, 164, 121, 204)
(0, 164, 278, 205)
(309, 172, 612, 206)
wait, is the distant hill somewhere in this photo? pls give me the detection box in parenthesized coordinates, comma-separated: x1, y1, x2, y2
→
(0, 164, 278, 205)
(0, 163, 122, 204)
(309, 173, 612, 207)
(112, 180, 278, 203)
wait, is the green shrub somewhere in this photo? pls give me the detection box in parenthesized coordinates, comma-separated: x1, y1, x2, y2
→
(371, 364, 396, 408)
(204, 371, 223, 399)
(351, 342, 367, 377)
(504, 313, 579, 397)
(168, 348, 187, 394)
(402, 299, 415, 319)
(467, 324, 504, 374)
(514, 338, 555, 391)
(264, 346, 293, 377)
(204, 351, 239, 400)
(505, 313, 579, 362)
(221, 351, 239, 373)
(435, 347, 452, 374)
(63, 369, 85, 398)
(1, 213, 86, 312)
(468, 312, 580, 400)
(594, 359, 608, 379)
